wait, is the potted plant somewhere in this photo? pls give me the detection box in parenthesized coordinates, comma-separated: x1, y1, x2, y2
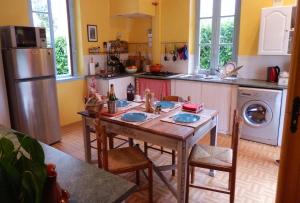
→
(0, 131, 47, 203)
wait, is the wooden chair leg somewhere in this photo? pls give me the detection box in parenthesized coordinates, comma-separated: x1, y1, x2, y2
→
(185, 165, 190, 203)
(136, 170, 140, 185)
(230, 172, 236, 203)
(191, 166, 195, 184)
(144, 142, 148, 156)
(129, 138, 134, 147)
(172, 150, 176, 176)
(108, 137, 114, 149)
(228, 172, 232, 191)
(160, 146, 164, 154)
(148, 165, 153, 203)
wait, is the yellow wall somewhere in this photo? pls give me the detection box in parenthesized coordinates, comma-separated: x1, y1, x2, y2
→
(0, 0, 30, 26)
(128, 18, 152, 43)
(78, 0, 131, 56)
(239, 0, 296, 55)
(56, 80, 87, 126)
(161, 0, 190, 43)
(110, 0, 155, 16)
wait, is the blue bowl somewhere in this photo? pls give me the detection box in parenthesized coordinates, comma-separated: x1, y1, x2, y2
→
(121, 112, 147, 122)
(173, 113, 200, 123)
(117, 100, 129, 107)
(155, 101, 175, 109)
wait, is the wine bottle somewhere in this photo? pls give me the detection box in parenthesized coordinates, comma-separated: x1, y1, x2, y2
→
(109, 84, 117, 101)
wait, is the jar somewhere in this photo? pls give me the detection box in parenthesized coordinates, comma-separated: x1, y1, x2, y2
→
(127, 83, 135, 101)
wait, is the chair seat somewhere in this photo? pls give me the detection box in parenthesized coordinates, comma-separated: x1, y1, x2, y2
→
(108, 147, 150, 173)
(189, 144, 233, 169)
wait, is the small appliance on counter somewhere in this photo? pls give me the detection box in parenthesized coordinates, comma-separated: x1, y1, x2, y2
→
(267, 66, 280, 83)
(278, 71, 289, 86)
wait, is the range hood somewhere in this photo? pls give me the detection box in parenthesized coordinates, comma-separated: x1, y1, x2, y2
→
(110, 0, 155, 18)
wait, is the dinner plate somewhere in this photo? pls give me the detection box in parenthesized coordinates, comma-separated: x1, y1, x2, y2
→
(173, 113, 200, 123)
(155, 101, 175, 109)
(121, 112, 147, 122)
(117, 100, 129, 107)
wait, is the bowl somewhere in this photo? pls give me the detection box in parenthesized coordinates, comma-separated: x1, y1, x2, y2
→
(125, 66, 138, 74)
(150, 64, 162, 73)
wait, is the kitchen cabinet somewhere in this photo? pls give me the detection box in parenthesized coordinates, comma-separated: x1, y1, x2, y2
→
(201, 83, 237, 134)
(171, 80, 237, 134)
(171, 80, 202, 103)
(88, 76, 135, 100)
(258, 6, 295, 55)
(110, 0, 155, 17)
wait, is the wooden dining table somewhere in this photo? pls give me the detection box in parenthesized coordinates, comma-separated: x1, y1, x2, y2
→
(78, 105, 218, 203)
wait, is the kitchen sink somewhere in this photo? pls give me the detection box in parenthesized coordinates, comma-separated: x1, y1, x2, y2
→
(179, 74, 221, 80)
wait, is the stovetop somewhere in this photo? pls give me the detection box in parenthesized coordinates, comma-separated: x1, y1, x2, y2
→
(139, 72, 181, 78)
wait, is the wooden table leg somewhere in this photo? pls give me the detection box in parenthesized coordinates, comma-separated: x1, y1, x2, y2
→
(82, 117, 92, 163)
(209, 116, 218, 177)
(177, 140, 189, 203)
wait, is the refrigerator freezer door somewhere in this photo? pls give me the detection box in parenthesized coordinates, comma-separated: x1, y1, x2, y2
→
(15, 77, 61, 144)
(0, 44, 11, 127)
(3, 48, 55, 79)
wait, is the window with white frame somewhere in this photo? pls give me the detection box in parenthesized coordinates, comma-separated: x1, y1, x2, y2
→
(29, 0, 76, 77)
(195, 0, 240, 72)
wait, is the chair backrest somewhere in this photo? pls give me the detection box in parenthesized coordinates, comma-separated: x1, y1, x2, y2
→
(163, 96, 180, 102)
(231, 110, 241, 170)
(95, 119, 109, 170)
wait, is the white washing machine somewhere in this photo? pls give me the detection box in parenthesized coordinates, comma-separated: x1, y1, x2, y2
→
(238, 87, 284, 146)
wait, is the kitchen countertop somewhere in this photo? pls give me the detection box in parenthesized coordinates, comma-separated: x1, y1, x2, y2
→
(0, 126, 136, 203)
(86, 73, 136, 80)
(135, 73, 288, 90)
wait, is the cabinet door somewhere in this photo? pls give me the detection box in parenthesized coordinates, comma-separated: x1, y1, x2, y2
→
(173, 80, 202, 103)
(201, 83, 233, 134)
(109, 76, 135, 99)
(258, 6, 292, 55)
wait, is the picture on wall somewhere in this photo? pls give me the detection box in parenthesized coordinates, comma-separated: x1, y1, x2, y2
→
(87, 25, 98, 42)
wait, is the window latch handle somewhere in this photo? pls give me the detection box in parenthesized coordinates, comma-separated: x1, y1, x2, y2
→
(290, 97, 300, 133)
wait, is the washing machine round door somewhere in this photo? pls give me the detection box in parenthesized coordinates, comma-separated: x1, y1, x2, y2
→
(242, 100, 273, 127)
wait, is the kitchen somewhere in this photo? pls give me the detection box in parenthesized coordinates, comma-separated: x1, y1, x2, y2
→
(0, 0, 299, 203)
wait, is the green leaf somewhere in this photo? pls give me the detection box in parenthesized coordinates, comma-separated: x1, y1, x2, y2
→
(0, 137, 14, 159)
(21, 171, 41, 203)
(0, 161, 21, 197)
(0, 165, 19, 203)
(16, 134, 45, 164)
(15, 157, 47, 203)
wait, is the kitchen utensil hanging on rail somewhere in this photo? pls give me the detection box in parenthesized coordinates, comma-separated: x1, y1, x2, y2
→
(164, 44, 168, 61)
(172, 45, 177, 62)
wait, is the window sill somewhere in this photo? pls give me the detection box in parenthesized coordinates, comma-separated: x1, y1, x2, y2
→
(56, 75, 84, 83)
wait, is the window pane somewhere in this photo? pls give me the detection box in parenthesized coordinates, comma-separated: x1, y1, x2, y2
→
(199, 19, 212, 44)
(31, 0, 48, 12)
(219, 44, 233, 66)
(219, 17, 234, 44)
(51, 0, 72, 76)
(32, 12, 51, 46)
(221, 0, 236, 16)
(200, 45, 212, 70)
(200, 0, 213, 18)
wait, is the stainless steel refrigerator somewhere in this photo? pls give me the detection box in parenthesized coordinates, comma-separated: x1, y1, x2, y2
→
(0, 41, 11, 128)
(2, 48, 61, 144)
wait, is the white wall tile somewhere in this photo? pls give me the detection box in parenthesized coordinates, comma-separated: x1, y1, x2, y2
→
(237, 55, 291, 80)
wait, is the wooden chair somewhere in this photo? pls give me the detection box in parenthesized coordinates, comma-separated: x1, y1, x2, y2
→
(186, 111, 241, 203)
(144, 96, 179, 176)
(95, 120, 153, 203)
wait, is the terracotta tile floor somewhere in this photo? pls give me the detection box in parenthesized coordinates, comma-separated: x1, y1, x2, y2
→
(53, 122, 280, 203)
